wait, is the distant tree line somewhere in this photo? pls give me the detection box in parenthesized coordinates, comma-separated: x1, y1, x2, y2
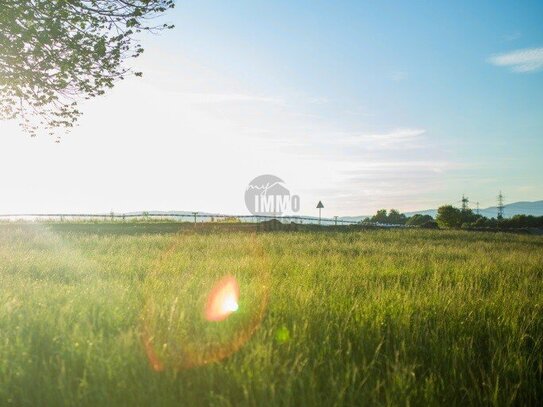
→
(363, 209, 436, 228)
(363, 206, 543, 230)
(436, 205, 543, 229)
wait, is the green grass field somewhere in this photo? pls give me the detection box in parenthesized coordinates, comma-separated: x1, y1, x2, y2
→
(0, 224, 542, 406)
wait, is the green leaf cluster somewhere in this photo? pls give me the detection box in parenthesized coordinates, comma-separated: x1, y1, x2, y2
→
(0, 0, 175, 138)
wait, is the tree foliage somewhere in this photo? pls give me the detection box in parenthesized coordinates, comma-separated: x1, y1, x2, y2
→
(466, 214, 543, 229)
(364, 203, 543, 231)
(367, 209, 408, 225)
(0, 0, 175, 137)
(371, 209, 388, 223)
(436, 205, 480, 229)
(387, 209, 407, 225)
(405, 214, 434, 226)
(436, 205, 462, 228)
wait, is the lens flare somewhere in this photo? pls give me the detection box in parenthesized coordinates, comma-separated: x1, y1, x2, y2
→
(141, 232, 270, 371)
(205, 276, 240, 321)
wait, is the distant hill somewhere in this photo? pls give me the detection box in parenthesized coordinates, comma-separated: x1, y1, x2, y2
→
(405, 200, 543, 219)
(339, 200, 543, 222)
(477, 200, 543, 218)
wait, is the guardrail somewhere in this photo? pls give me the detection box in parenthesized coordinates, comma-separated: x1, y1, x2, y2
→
(0, 212, 414, 228)
(0, 212, 354, 225)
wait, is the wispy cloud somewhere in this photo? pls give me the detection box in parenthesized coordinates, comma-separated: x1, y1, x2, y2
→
(307, 96, 329, 104)
(176, 92, 285, 105)
(251, 128, 427, 154)
(340, 128, 426, 149)
(488, 47, 543, 73)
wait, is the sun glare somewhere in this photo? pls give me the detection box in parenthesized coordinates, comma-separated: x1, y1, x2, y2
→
(205, 276, 240, 322)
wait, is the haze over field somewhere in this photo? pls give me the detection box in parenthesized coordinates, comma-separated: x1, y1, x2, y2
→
(1, 1, 542, 216)
(1, 2, 543, 405)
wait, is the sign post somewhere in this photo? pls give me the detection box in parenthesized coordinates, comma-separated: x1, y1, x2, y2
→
(316, 201, 324, 225)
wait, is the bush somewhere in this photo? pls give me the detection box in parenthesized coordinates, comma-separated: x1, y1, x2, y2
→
(406, 214, 434, 227)
(436, 205, 462, 228)
(421, 220, 439, 229)
(474, 217, 487, 227)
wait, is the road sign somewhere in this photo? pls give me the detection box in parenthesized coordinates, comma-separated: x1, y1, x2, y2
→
(316, 201, 324, 225)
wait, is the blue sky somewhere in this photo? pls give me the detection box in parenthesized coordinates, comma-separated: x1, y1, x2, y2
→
(0, 1, 542, 216)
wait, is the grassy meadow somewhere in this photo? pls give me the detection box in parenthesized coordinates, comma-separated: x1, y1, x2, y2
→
(0, 223, 542, 406)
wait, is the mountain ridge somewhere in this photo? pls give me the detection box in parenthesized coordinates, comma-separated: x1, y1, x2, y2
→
(339, 200, 543, 222)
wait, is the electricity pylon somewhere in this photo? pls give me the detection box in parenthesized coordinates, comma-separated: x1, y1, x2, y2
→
(497, 191, 505, 220)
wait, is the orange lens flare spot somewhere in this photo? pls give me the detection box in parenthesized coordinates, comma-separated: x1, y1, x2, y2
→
(205, 276, 240, 322)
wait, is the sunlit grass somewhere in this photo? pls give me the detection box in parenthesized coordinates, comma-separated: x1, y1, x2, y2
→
(0, 225, 541, 405)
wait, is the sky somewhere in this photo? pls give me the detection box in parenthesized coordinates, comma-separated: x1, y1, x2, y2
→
(1, 0, 542, 216)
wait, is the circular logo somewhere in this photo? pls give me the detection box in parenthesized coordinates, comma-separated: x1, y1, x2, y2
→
(245, 174, 291, 216)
